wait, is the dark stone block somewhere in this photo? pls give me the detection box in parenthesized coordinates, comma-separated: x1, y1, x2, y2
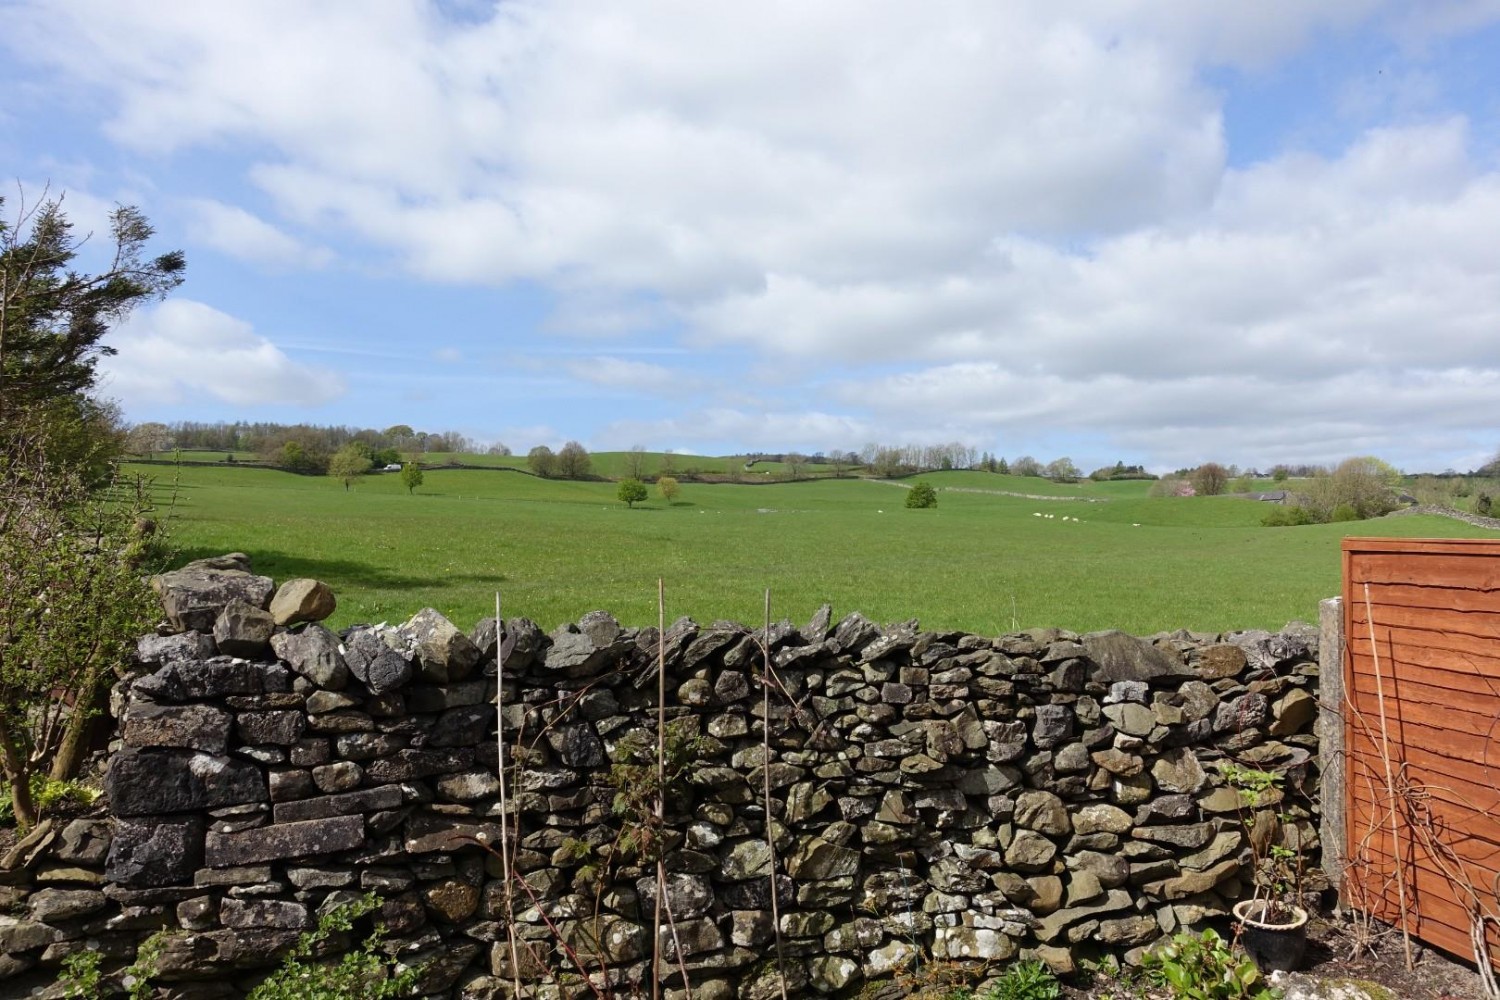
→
(235, 711, 306, 746)
(107, 749, 266, 817)
(107, 815, 204, 888)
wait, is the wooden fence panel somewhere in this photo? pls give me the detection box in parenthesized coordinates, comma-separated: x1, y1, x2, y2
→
(1343, 538, 1500, 968)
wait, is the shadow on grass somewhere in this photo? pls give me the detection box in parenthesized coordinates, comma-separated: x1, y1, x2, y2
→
(170, 546, 507, 591)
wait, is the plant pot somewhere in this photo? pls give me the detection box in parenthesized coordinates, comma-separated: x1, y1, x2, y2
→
(1233, 899, 1309, 972)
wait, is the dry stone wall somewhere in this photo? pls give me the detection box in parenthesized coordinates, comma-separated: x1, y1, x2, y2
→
(0, 555, 1324, 998)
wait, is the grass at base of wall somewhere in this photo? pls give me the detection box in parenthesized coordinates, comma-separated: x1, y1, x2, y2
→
(134, 464, 1497, 635)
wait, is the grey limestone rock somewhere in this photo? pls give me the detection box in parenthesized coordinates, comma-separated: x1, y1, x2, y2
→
(401, 608, 482, 684)
(1082, 630, 1190, 684)
(151, 555, 274, 633)
(212, 599, 277, 659)
(271, 625, 350, 690)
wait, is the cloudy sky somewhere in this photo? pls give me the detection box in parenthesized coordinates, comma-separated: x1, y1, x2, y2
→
(4, 1, 1499, 473)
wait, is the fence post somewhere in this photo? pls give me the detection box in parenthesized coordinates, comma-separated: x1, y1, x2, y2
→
(1317, 595, 1346, 895)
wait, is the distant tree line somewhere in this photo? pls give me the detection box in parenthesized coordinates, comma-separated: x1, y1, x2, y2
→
(124, 421, 510, 475)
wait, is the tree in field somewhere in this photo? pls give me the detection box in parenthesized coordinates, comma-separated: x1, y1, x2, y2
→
(557, 440, 591, 479)
(1305, 455, 1401, 520)
(906, 481, 938, 509)
(400, 462, 424, 495)
(125, 421, 173, 458)
(624, 445, 648, 479)
(617, 478, 648, 508)
(1011, 455, 1043, 477)
(784, 452, 808, 480)
(486, 442, 511, 456)
(329, 443, 372, 491)
(527, 445, 556, 478)
(1190, 462, 1229, 496)
(1045, 457, 1080, 482)
(658, 475, 681, 503)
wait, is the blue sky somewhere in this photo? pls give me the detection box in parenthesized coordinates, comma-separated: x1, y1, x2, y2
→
(4, 1, 1500, 473)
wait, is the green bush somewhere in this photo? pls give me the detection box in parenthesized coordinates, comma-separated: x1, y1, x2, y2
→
(1477, 494, 1494, 517)
(906, 481, 938, 509)
(1261, 505, 1319, 527)
(1141, 929, 1278, 1000)
(246, 894, 422, 1000)
(1330, 502, 1361, 522)
(617, 478, 648, 508)
(983, 959, 1061, 1000)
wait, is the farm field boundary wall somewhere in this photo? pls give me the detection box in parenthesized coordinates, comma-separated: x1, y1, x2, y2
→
(0, 555, 1325, 999)
(1342, 537, 1500, 970)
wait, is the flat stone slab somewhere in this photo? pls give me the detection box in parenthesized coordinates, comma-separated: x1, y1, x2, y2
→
(123, 704, 232, 754)
(205, 815, 364, 867)
(272, 786, 403, 824)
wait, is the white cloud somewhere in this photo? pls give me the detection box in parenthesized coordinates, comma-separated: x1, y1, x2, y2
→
(99, 300, 346, 407)
(434, 347, 463, 363)
(182, 197, 331, 268)
(561, 356, 695, 395)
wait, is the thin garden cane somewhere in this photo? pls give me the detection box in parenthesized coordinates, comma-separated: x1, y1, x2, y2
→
(760, 588, 790, 1000)
(654, 580, 694, 1000)
(1364, 582, 1415, 972)
(495, 592, 522, 999)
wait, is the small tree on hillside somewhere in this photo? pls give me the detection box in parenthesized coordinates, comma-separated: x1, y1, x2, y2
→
(1011, 455, 1043, 477)
(1045, 457, 1080, 482)
(527, 445, 556, 478)
(906, 481, 938, 509)
(557, 440, 591, 479)
(1190, 462, 1229, 496)
(784, 452, 808, 480)
(658, 475, 681, 504)
(617, 478, 648, 508)
(329, 444, 372, 491)
(400, 463, 423, 495)
(624, 445, 648, 479)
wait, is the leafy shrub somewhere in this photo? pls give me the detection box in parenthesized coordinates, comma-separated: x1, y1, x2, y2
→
(246, 894, 422, 1000)
(1141, 929, 1278, 999)
(906, 481, 938, 509)
(983, 959, 1061, 1000)
(1477, 494, 1494, 516)
(1330, 502, 1361, 522)
(1261, 505, 1319, 527)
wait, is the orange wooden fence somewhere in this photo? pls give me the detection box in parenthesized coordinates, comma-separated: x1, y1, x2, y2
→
(1342, 537, 1500, 968)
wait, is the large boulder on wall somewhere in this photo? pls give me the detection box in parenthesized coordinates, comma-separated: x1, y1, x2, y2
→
(150, 554, 274, 633)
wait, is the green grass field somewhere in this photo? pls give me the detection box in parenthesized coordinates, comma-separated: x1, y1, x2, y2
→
(131, 462, 1496, 636)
